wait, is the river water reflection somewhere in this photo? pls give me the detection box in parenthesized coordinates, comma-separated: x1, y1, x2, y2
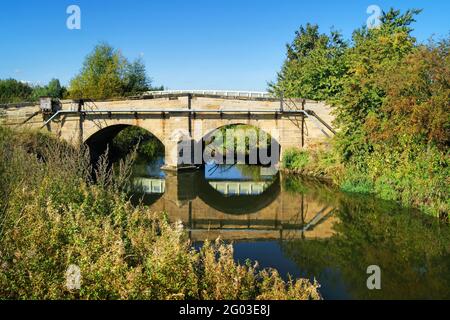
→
(128, 157, 450, 300)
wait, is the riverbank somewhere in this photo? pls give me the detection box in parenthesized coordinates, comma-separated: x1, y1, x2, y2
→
(0, 126, 321, 300)
(270, 10, 449, 219)
(281, 145, 449, 219)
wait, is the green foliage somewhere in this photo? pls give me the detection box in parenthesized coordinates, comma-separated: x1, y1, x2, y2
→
(340, 172, 374, 195)
(31, 79, 66, 100)
(68, 43, 156, 100)
(282, 145, 343, 180)
(282, 148, 310, 170)
(206, 124, 272, 158)
(68, 43, 126, 100)
(269, 23, 348, 100)
(0, 126, 321, 300)
(0, 78, 66, 104)
(365, 41, 450, 150)
(110, 126, 164, 160)
(331, 9, 420, 160)
(0, 79, 33, 104)
(273, 8, 449, 216)
(122, 58, 152, 96)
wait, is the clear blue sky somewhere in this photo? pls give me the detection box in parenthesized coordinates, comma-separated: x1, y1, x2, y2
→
(0, 0, 448, 91)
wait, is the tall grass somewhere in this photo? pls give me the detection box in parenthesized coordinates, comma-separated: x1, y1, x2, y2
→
(0, 126, 321, 300)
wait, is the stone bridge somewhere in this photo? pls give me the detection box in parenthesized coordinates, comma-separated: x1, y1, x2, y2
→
(0, 90, 335, 171)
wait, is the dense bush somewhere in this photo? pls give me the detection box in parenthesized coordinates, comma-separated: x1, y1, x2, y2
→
(0, 126, 321, 300)
(282, 148, 310, 171)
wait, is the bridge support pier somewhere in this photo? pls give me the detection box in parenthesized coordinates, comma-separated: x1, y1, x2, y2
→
(161, 137, 199, 172)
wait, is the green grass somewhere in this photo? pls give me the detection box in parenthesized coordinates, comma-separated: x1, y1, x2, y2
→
(283, 148, 310, 171)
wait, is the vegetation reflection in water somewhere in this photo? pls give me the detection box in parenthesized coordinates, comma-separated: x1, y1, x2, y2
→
(126, 156, 450, 300)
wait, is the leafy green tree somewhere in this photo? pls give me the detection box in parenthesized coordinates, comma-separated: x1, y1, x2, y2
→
(269, 23, 347, 100)
(110, 126, 164, 160)
(0, 79, 33, 104)
(274, 9, 449, 215)
(123, 58, 151, 95)
(69, 43, 127, 99)
(46, 79, 66, 98)
(31, 79, 66, 100)
(331, 9, 421, 162)
(68, 43, 157, 99)
(366, 40, 450, 150)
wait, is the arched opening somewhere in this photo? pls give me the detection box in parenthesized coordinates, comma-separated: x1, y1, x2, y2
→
(85, 124, 165, 166)
(189, 123, 281, 214)
(85, 125, 166, 205)
(199, 123, 281, 167)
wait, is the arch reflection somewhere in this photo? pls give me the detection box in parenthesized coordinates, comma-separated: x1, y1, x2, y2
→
(128, 161, 337, 243)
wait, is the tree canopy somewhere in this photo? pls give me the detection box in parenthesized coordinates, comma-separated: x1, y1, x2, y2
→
(270, 8, 449, 156)
(268, 23, 347, 100)
(31, 79, 66, 101)
(0, 78, 66, 104)
(68, 43, 158, 100)
(0, 79, 34, 104)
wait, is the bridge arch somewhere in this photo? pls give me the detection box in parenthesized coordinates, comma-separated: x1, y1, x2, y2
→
(197, 122, 281, 166)
(84, 123, 165, 162)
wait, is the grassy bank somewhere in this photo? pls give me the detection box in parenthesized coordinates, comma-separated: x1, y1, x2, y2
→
(0, 126, 320, 300)
(282, 144, 449, 218)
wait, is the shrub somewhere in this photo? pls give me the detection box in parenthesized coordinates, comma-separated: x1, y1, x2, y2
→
(282, 148, 310, 170)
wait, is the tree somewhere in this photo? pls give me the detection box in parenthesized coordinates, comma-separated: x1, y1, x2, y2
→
(0, 79, 33, 104)
(331, 8, 421, 162)
(366, 40, 450, 150)
(268, 24, 347, 100)
(69, 43, 127, 100)
(122, 58, 151, 95)
(272, 8, 449, 215)
(46, 79, 65, 98)
(68, 43, 156, 99)
(31, 79, 66, 100)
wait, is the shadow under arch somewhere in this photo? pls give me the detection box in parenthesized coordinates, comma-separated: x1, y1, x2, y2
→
(195, 171, 281, 215)
(197, 122, 281, 166)
(84, 124, 165, 163)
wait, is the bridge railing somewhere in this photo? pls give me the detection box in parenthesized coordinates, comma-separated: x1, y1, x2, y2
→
(143, 90, 274, 99)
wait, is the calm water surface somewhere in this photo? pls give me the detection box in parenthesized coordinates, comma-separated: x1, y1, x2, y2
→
(127, 156, 450, 300)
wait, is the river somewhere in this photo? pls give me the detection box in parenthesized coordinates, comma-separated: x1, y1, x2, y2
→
(125, 155, 450, 300)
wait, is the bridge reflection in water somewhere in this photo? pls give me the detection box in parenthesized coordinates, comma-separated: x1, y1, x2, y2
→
(131, 168, 338, 243)
(129, 163, 450, 300)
